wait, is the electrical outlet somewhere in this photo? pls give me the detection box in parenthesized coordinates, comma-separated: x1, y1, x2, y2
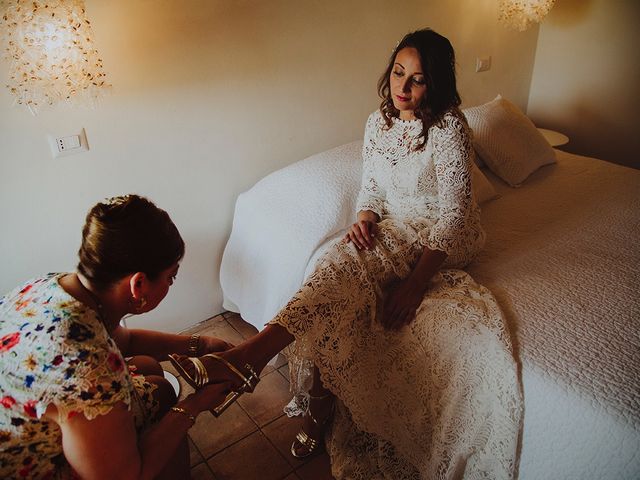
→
(475, 56, 491, 73)
(48, 128, 89, 158)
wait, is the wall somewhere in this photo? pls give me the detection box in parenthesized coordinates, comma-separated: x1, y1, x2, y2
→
(0, 0, 539, 332)
(527, 0, 640, 168)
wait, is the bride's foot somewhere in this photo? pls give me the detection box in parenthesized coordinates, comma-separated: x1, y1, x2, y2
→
(168, 350, 260, 416)
(291, 393, 335, 458)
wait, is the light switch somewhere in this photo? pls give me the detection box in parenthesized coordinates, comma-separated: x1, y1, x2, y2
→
(475, 56, 491, 73)
(48, 128, 89, 158)
(59, 135, 81, 150)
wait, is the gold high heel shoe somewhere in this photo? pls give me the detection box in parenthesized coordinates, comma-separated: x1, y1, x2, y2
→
(168, 353, 259, 417)
(290, 393, 335, 459)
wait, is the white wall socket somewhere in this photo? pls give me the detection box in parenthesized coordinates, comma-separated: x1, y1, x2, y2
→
(475, 56, 491, 73)
(48, 128, 90, 159)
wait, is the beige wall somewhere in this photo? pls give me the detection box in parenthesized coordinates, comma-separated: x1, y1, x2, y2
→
(527, 0, 640, 168)
(0, 0, 539, 332)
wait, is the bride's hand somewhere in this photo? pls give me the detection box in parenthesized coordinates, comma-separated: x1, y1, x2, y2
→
(381, 279, 425, 330)
(344, 220, 378, 250)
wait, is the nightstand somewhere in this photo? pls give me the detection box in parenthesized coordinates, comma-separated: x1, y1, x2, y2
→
(537, 128, 569, 147)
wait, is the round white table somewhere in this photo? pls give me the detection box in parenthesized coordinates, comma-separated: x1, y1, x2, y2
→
(537, 128, 569, 147)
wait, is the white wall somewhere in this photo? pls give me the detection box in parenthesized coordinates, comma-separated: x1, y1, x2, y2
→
(527, 0, 640, 168)
(0, 0, 539, 332)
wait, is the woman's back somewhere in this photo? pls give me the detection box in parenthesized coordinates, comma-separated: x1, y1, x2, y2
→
(0, 273, 135, 478)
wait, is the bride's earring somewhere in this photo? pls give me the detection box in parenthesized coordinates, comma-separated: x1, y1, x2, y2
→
(131, 297, 147, 313)
(138, 297, 147, 312)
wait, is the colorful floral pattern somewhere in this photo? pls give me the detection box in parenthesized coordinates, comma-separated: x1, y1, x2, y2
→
(0, 274, 158, 478)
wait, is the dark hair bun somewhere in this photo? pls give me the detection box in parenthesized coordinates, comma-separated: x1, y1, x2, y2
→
(78, 194, 185, 289)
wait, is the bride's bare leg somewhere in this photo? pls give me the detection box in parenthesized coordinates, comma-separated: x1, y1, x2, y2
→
(171, 324, 295, 388)
(291, 365, 335, 458)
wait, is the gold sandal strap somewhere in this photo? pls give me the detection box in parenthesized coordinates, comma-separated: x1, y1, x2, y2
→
(308, 393, 332, 400)
(191, 357, 208, 387)
(243, 364, 260, 386)
(203, 353, 247, 382)
(295, 430, 317, 448)
(202, 354, 260, 391)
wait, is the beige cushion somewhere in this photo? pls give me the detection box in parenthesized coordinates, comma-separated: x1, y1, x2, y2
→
(463, 95, 556, 187)
(471, 161, 499, 204)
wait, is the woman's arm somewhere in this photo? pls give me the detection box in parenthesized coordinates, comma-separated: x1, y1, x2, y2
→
(419, 114, 474, 256)
(382, 246, 447, 329)
(47, 383, 230, 480)
(348, 113, 387, 250)
(382, 114, 472, 329)
(112, 327, 232, 360)
(355, 113, 386, 222)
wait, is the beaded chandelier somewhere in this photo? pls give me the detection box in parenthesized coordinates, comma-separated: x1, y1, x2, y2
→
(0, 0, 110, 114)
(498, 0, 556, 31)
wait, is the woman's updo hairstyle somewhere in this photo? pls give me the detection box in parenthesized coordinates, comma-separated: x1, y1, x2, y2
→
(78, 195, 185, 290)
(378, 28, 462, 149)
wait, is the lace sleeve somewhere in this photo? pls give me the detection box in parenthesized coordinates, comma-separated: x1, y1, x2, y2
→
(355, 113, 386, 217)
(419, 114, 474, 255)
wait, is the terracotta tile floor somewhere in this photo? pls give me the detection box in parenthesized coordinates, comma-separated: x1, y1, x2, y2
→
(160, 312, 334, 480)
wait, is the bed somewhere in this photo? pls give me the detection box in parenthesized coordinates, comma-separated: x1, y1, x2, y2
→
(220, 99, 640, 479)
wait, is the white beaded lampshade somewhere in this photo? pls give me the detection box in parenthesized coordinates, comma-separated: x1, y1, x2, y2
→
(1, 0, 110, 114)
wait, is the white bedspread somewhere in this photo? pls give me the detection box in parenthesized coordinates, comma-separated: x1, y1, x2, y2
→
(220, 145, 640, 479)
(220, 141, 363, 324)
(466, 153, 640, 478)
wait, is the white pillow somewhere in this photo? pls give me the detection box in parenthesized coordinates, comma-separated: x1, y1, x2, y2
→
(463, 95, 556, 187)
(471, 161, 499, 204)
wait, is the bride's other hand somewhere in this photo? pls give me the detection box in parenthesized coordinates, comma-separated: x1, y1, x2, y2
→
(382, 279, 425, 330)
(344, 210, 379, 250)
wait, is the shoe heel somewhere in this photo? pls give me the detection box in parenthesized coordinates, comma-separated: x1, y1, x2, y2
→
(212, 390, 240, 417)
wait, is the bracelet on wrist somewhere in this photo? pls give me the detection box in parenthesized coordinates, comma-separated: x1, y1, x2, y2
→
(170, 406, 196, 425)
(187, 333, 200, 357)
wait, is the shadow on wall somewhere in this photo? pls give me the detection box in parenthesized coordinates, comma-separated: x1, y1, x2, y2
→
(90, 0, 395, 96)
(564, 101, 638, 167)
(92, 0, 314, 92)
(547, 0, 593, 27)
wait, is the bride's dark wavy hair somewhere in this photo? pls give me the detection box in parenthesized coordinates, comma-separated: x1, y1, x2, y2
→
(378, 28, 461, 150)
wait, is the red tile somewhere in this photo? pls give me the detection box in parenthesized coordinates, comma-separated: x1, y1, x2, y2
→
(188, 404, 257, 459)
(296, 453, 334, 480)
(208, 430, 292, 480)
(261, 414, 314, 469)
(226, 312, 260, 339)
(237, 370, 291, 427)
(195, 320, 245, 347)
(190, 462, 216, 480)
(188, 436, 204, 467)
(180, 314, 226, 335)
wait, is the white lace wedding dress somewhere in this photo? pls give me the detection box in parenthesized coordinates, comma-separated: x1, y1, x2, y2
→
(270, 110, 523, 479)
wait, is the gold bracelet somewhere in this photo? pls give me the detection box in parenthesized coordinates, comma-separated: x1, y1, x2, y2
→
(187, 333, 200, 356)
(170, 406, 196, 425)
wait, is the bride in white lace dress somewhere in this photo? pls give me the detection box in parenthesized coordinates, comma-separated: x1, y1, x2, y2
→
(171, 28, 522, 480)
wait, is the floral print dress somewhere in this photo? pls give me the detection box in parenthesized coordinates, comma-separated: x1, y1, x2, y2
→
(0, 273, 159, 479)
